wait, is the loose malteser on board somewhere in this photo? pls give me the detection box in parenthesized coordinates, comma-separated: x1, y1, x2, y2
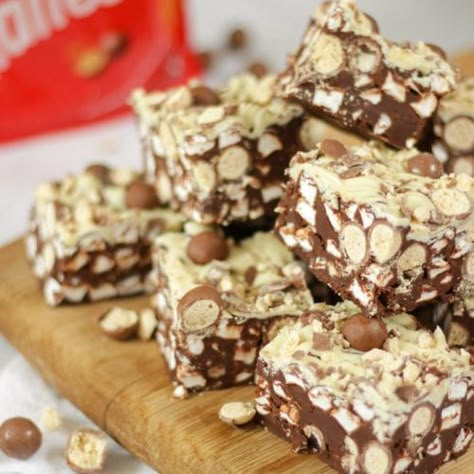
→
(26, 165, 184, 306)
(256, 301, 474, 474)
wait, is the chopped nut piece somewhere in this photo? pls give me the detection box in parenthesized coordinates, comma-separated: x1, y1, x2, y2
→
(172, 384, 189, 399)
(219, 402, 256, 426)
(400, 192, 435, 222)
(193, 161, 217, 193)
(351, 39, 382, 74)
(198, 106, 225, 125)
(257, 134, 282, 158)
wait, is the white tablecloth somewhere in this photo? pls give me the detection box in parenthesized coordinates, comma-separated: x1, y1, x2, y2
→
(0, 0, 472, 472)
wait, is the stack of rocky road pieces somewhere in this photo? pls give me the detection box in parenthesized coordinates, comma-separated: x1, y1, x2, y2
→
(25, 0, 474, 472)
(254, 2, 474, 473)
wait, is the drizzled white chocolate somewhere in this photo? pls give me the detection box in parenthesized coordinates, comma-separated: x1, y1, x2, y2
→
(154, 231, 313, 326)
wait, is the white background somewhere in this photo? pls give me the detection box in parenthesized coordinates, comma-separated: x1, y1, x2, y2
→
(0, 0, 472, 472)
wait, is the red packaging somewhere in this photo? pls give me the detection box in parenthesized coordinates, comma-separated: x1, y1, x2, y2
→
(0, 0, 200, 142)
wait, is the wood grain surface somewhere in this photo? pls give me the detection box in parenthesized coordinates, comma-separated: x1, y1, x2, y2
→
(0, 239, 471, 474)
(1, 51, 473, 474)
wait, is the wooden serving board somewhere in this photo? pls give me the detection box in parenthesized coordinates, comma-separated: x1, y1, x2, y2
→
(0, 239, 472, 474)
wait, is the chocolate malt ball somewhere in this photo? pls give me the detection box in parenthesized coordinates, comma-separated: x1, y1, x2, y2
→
(0, 417, 42, 460)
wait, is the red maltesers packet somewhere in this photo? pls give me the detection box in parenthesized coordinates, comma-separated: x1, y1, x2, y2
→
(0, 0, 199, 142)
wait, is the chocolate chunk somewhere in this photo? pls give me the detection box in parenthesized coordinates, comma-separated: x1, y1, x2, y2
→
(187, 231, 229, 265)
(341, 314, 388, 351)
(85, 163, 110, 182)
(190, 85, 221, 106)
(0, 417, 42, 460)
(320, 139, 348, 159)
(125, 180, 160, 209)
(248, 61, 268, 78)
(227, 28, 247, 50)
(406, 153, 443, 178)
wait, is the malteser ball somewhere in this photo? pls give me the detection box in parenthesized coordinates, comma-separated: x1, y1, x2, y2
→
(406, 153, 443, 178)
(125, 181, 160, 209)
(341, 314, 388, 351)
(0, 417, 42, 460)
(187, 232, 229, 265)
